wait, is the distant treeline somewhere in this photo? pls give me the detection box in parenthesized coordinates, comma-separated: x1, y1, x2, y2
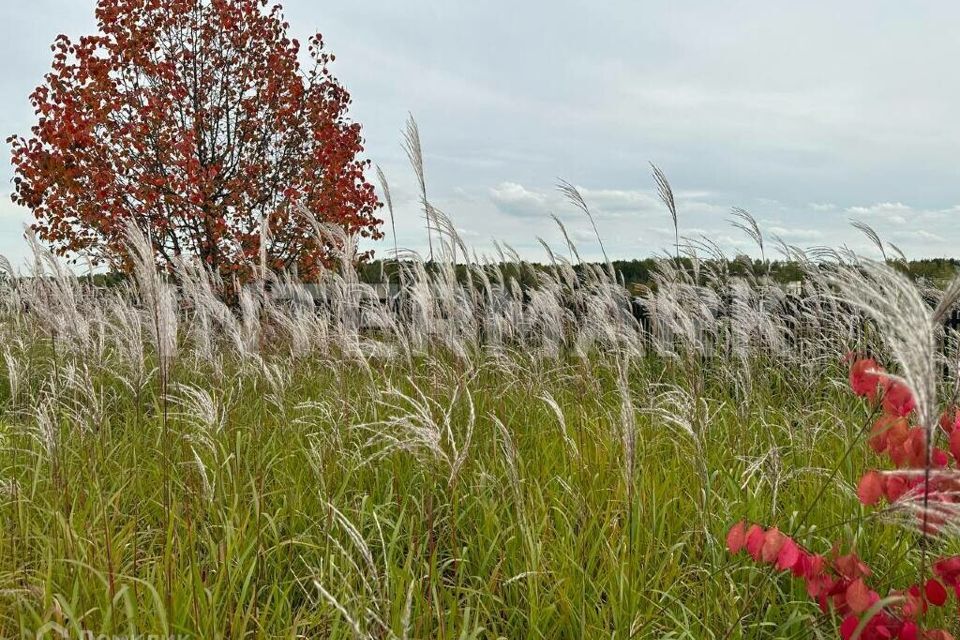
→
(59, 256, 960, 292)
(358, 257, 960, 291)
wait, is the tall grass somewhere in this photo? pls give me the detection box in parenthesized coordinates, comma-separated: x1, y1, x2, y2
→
(0, 162, 956, 638)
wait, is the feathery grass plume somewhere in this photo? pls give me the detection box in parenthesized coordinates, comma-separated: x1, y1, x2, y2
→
(375, 165, 400, 265)
(3, 349, 21, 408)
(646, 382, 720, 519)
(168, 382, 227, 437)
(889, 241, 908, 264)
(729, 207, 765, 264)
(58, 362, 109, 434)
(124, 221, 177, 369)
(550, 213, 582, 264)
(851, 219, 888, 262)
(30, 394, 58, 460)
(539, 391, 580, 463)
(401, 114, 434, 262)
(491, 414, 522, 498)
(651, 163, 679, 261)
(23, 230, 90, 353)
(616, 358, 638, 487)
(641, 258, 720, 360)
(556, 179, 611, 275)
(357, 372, 476, 486)
(310, 501, 411, 639)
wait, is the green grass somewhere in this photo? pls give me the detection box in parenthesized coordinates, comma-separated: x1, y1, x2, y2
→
(0, 343, 945, 639)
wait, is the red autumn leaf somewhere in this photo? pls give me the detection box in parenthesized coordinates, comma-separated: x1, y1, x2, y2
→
(775, 538, 801, 572)
(951, 429, 960, 465)
(857, 471, 884, 506)
(899, 620, 918, 640)
(745, 524, 765, 561)
(849, 358, 884, 400)
(902, 584, 926, 618)
(884, 475, 908, 502)
(934, 556, 960, 587)
(760, 527, 787, 564)
(726, 521, 746, 554)
(925, 577, 948, 606)
(839, 614, 859, 639)
(846, 578, 871, 614)
(881, 380, 915, 417)
(933, 447, 950, 467)
(835, 552, 871, 580)
(940, 407, 960, 434)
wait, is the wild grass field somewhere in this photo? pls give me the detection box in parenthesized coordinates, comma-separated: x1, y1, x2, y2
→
(1, 203, 959, 639)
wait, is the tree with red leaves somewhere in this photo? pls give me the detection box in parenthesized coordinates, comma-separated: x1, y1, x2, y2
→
(8, 0, 381, 282)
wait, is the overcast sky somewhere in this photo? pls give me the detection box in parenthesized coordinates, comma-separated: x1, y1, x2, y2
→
(2, 1, 959, 265)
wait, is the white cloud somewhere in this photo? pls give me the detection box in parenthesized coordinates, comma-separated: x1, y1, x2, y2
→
(488, 182, 551, 218)
(574, 187, 661, 214)
(846, 202, 913, 225)
(571, 228, 598, 243)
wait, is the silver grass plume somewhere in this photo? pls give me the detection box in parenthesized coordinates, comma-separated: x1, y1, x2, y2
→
(556, 179, 611, 272)
(124, 221, 177, 369)
(651, 163, 679, 261)
(851, 219, 888, 262)
(730, 207, 765, 264)
(401, 114, 434, 262)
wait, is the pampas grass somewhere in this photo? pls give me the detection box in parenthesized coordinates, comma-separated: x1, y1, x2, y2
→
(0, 151, 958, 637)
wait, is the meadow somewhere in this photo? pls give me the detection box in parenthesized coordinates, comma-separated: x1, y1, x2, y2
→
(0, 204, 958, 639)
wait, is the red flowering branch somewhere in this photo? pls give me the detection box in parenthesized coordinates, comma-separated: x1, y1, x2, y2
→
(726, 355, 960, 639)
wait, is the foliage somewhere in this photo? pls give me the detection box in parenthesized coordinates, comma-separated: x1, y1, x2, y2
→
(8, 0, 381, 281)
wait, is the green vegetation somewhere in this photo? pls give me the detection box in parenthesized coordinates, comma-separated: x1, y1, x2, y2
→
(1, 341, 923, 638)
(2, 225, 956, 638)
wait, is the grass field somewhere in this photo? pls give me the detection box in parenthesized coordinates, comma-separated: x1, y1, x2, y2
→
(1, 217, 958, 639)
